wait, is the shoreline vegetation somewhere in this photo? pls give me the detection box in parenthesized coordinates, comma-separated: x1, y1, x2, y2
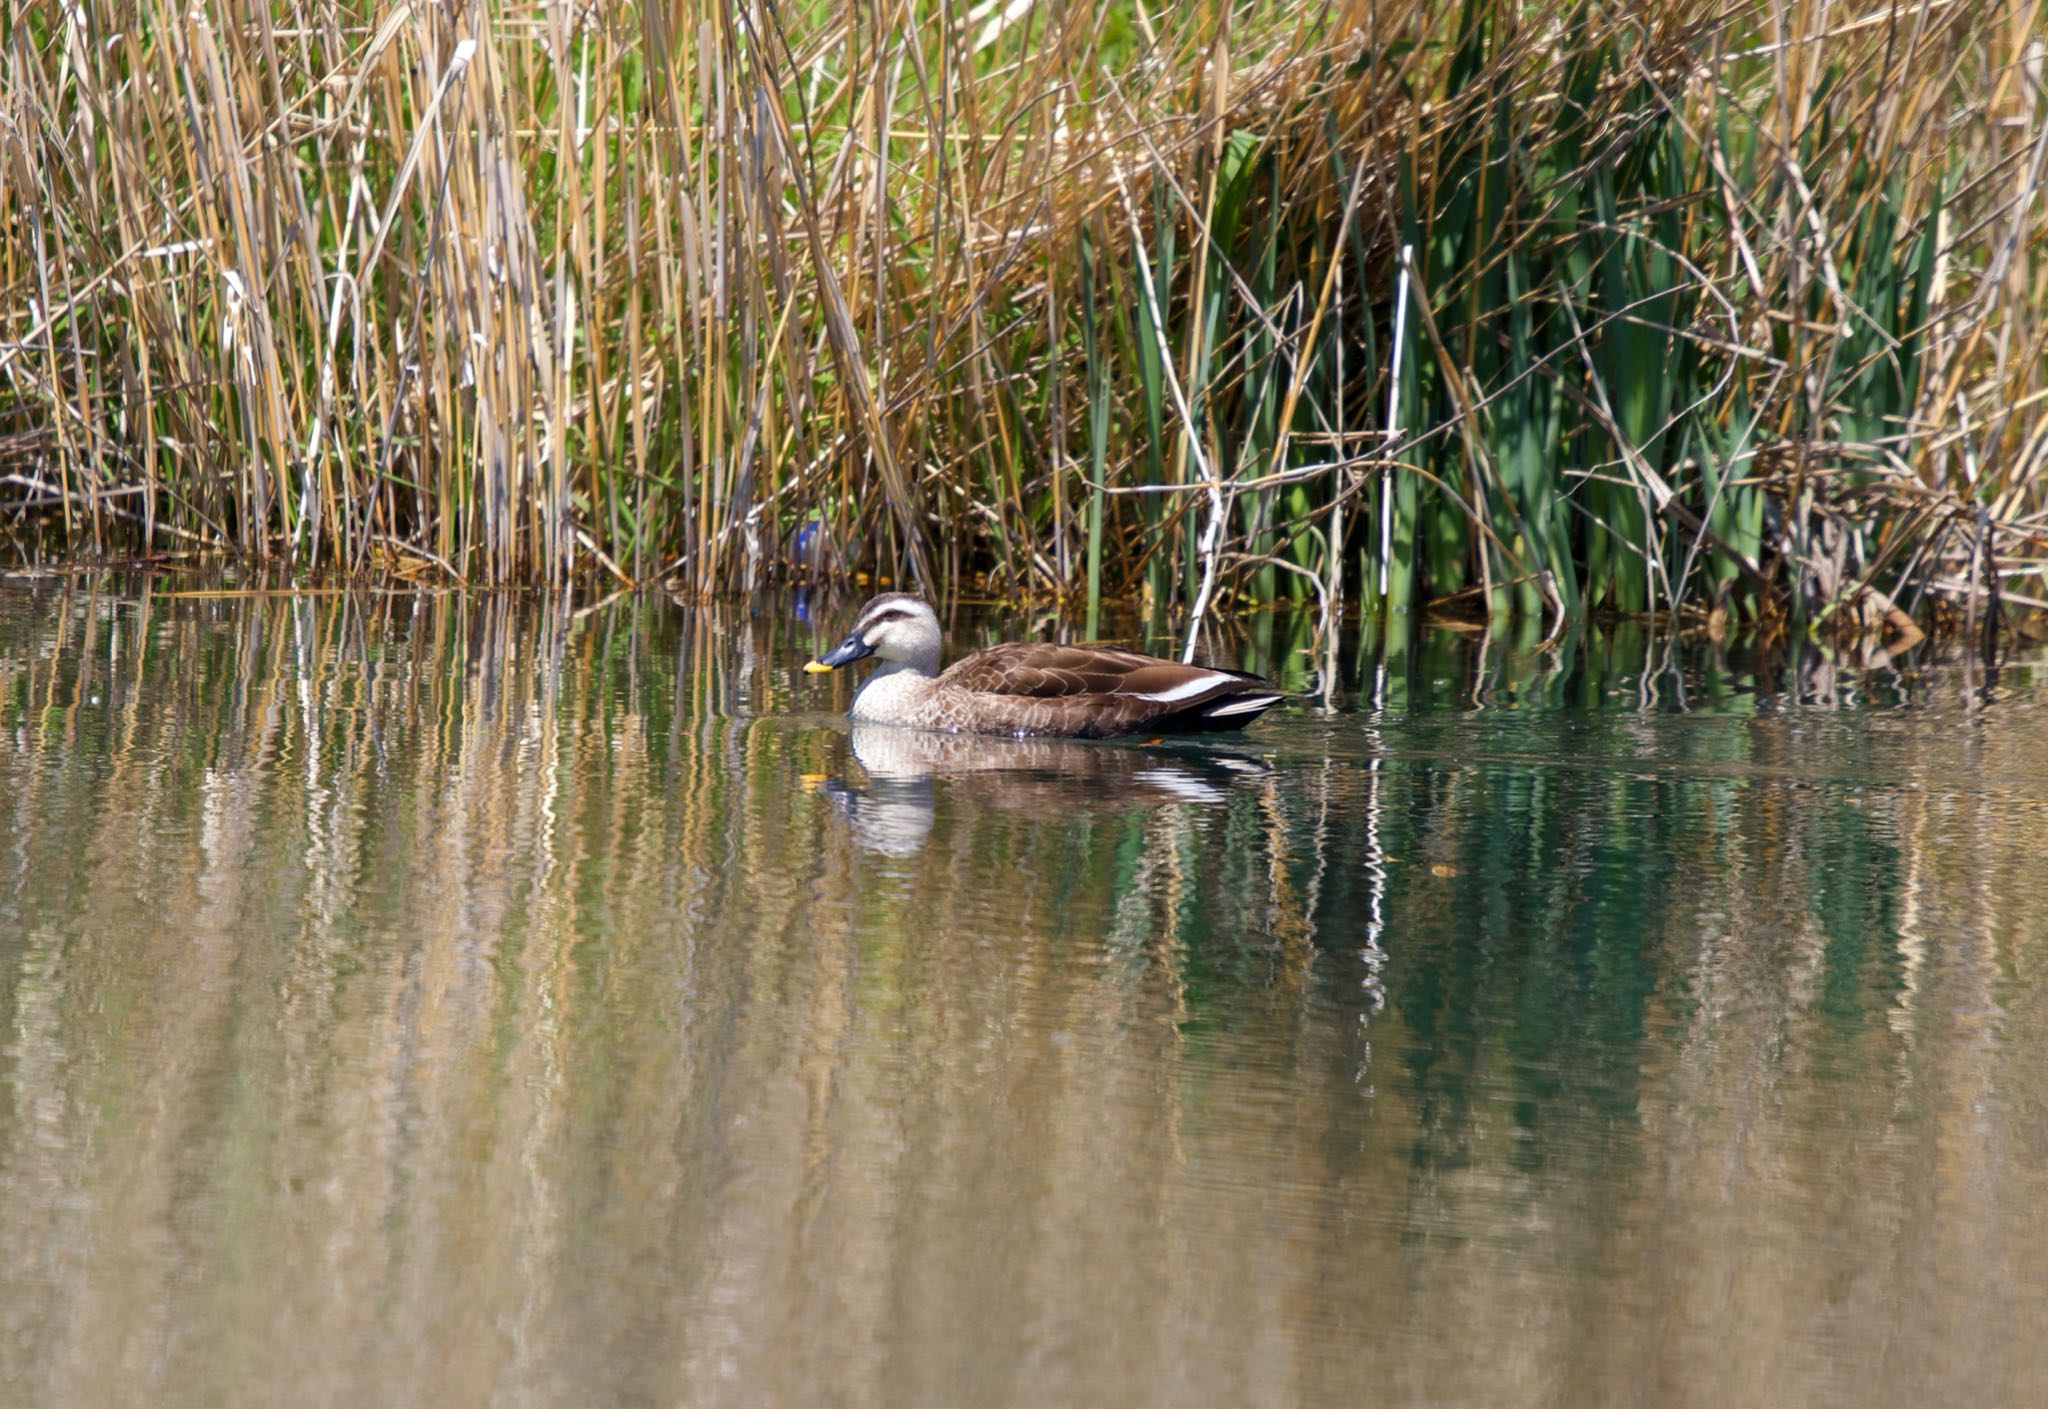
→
(2, 1, 2044, 645)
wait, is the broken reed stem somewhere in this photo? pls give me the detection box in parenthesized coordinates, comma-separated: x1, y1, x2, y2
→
(1380, 243, 1413, 603)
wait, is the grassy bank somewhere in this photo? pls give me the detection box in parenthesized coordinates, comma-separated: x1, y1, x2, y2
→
(3, 0, 2044, 637)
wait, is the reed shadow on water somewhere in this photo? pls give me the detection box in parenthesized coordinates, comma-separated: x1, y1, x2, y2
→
(1, 578, 2047, 1408)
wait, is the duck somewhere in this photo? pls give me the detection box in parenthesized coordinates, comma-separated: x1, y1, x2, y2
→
(803, 593, 1282, 738)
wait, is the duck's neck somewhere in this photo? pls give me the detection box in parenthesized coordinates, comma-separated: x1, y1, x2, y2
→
(852, 655, 938, 720)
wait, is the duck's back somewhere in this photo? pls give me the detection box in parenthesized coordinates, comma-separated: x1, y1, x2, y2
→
(933, 643, 1280, 738)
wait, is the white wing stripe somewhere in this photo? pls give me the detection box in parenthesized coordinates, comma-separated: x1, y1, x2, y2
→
(1201, 693, 1280, 716)
(1134, 673, 1233, 704)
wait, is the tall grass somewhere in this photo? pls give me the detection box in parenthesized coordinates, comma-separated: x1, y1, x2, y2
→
(2, 0, 2045, 637)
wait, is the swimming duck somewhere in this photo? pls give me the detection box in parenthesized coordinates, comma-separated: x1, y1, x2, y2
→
(803, 594, 1282, 738)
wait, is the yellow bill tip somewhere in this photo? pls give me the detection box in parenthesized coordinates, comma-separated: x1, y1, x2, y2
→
(803, 660, 834, 674)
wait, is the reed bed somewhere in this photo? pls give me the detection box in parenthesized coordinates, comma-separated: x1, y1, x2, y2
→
(2, 0, 2045, 640)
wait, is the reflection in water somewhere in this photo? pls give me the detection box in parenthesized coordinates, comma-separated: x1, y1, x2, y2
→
(1, 578, 2047, 1408)
(822, 724, 1270, 856)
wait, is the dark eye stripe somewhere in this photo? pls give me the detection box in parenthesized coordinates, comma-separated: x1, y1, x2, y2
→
(859, 608, 914, 632)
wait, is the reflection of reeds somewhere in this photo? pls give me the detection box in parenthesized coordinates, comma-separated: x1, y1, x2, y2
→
(1, 586, 2046, 1402)
(3, 4, 2045, 641)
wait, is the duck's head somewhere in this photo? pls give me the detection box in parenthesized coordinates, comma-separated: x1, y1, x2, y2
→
(805, 594, 942, 675)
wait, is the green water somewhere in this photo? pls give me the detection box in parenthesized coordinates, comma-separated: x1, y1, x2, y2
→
(3, 578, 2046, 1408)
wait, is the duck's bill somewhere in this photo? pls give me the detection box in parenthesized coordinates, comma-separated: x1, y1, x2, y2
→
(803, 660, 835, 674)
(807, 634, 875, 671)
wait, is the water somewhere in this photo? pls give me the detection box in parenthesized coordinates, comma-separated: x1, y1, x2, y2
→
(3, 577, 2046, 1408)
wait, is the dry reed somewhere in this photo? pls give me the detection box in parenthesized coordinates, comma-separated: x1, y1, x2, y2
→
(2, 0, 2045, 642)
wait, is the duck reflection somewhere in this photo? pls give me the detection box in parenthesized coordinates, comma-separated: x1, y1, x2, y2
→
(816, 724, 1269, 856)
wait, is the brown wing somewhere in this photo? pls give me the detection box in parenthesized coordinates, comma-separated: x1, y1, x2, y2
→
(936, 643, 1220, 697)
(935, 643, 1280, 738)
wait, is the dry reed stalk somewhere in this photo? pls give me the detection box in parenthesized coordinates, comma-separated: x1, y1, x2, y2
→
(0, 0, 2041, 638)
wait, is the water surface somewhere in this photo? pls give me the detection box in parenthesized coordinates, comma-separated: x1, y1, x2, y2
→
(3, 578, 2046, 1408)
